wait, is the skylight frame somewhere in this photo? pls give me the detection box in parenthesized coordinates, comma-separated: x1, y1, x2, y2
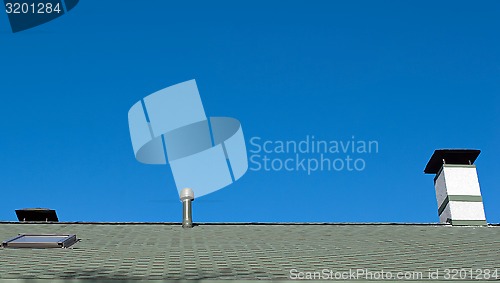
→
(2, 234, 77, 248)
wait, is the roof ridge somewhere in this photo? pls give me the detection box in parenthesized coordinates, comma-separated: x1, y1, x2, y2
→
(1, 221, 499, 226)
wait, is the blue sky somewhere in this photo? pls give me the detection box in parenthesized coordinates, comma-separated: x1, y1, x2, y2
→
(0, 1, 498, 223)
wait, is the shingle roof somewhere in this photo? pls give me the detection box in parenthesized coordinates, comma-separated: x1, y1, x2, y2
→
(0, 223, 499, 281)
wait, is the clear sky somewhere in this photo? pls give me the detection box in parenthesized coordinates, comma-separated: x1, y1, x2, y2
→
(0, 1, 498, 223)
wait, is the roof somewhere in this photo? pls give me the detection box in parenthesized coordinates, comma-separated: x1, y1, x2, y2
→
(0, 222, 499, 281)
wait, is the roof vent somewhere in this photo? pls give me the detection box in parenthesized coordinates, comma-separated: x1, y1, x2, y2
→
(424, 149, 487, 226)
(180, 188, 194, 228)
(15, 208, 58, 222)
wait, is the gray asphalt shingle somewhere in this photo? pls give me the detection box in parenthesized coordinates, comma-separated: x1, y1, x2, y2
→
(0, 223, 499, 280)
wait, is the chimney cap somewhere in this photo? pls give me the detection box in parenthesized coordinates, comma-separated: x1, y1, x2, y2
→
(424, 149, 480, 174)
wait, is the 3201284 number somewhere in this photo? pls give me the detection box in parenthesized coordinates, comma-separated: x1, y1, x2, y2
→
(5, 2, 61, 14)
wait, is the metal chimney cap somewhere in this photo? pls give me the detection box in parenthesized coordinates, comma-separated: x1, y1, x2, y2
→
(424, 149, 481, 174)
(180, 188, 194, 201)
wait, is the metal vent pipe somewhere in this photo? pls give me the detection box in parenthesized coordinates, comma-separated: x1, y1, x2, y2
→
(180, 188, 194, 228)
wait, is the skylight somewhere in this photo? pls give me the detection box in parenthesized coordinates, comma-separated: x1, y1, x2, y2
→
(2, 234, 77, 248)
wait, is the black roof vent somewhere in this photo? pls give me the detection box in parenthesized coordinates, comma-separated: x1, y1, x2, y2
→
(15, 208, 59, 222)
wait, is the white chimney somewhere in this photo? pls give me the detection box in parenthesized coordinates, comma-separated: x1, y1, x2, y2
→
(424, 149, 487, 226)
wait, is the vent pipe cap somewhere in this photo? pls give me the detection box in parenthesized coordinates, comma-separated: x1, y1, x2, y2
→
(180, 188, 194, 201)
